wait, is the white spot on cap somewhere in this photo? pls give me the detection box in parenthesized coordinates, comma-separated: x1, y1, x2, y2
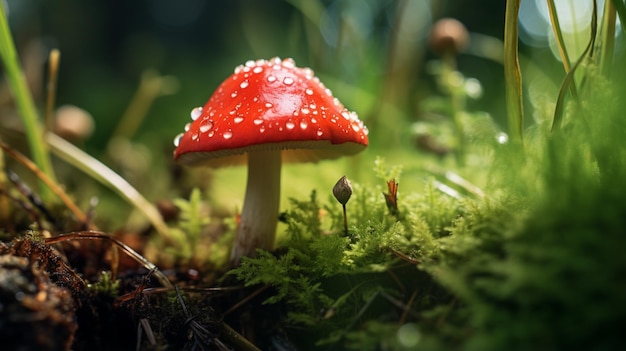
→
(223, 130, 233, 139)
(240, 80, 249, 89)
(267, 75, 277, 83)
(283, 77, 294, 85)
(282, 58, 296, 68)
(303, 68, 314, 79)
(265, 102, 273, 108)
(305, 88, 314, 96)
(190, 107, 203, 120)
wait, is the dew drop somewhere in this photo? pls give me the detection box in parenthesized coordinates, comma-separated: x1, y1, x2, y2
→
(267, 75, 277, 83)
(311, 118, 317, 123)
(245, 60, 255, 67)
(260, 126, 266, 133)
(283, 77, 294, 85)
(184, 123, 191, 132)
(300, 120, 308, 130)
(309, 103, 316, 109)
(253, 118, 263, 125)
(208, 130, 215, 137)
(265, 102, 273, 108)
(240, 80, 249, 89)
(231, 92, 238, 98)
(341, 111, 351, 120)
(223, 130, 233, 139)
(199, 120, 213, 133)
(301, 108, 310, 115)
(333, 98, 340, 106)
(305, 88, 314, 96)
(253, 66, 263, 74)
(234, 116, 244, 124)
(173, 133, 183, 147)
(234, 65, 243, 74)
(317, 129, 323, 137)
(286, 121, 295, 130)
(191, 132, 199, 141)
(190, 107, 203, 120)
(351, 123, 361, 132)
(325, 88, 333, 97)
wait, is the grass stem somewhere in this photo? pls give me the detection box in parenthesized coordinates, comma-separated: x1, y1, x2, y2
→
(0, 3, 56, 197)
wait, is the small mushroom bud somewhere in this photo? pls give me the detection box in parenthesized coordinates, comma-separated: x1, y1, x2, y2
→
(333, 176, 352, 205)
(333, 176, 352, 236)
(429, 18, 469, 56)
(54, 105, 95, 142)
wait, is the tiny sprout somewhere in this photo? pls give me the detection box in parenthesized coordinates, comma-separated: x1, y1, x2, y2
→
(333, 176, 353, 235)
(383, 179, 399, 217)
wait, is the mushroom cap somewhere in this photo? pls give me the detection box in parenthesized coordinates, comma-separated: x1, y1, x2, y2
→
(173, 57, 368, 166)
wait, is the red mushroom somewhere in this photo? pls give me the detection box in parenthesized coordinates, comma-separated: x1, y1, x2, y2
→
(173, 57, 368, 264)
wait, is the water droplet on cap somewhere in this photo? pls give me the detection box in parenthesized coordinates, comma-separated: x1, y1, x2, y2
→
(305, 88, 313, 96)
(223, 130, 233, 139)
(267, 75, 277, 83)
(199, 119, 213, 133)
(190, 107, 203, 120)
(173, 133, 183, 147)
(234, 116, 244, 124)
(240, 80, 249, 89)
(283, 77, 294, 85)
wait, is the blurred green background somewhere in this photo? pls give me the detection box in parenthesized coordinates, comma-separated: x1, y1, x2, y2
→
(6, 0, 507, 152)
(4, 0, 622, 223)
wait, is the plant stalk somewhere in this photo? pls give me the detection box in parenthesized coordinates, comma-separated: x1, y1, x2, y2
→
(503, 0, 524, 144)
(0, 3, 57, 197)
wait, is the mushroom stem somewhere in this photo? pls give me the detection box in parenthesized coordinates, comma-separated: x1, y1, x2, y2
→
(230, 149, 281, 265)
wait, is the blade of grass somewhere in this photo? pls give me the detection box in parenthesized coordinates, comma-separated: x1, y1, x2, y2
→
(551, 0, 598, 131)
(503, 0, 524, 143)
(547, 0, 579, 98)
(612, 0, 626, 35)
(547, 0, 573, 72)
(45, 132, 174, 245)
(599, 0, 617, 77)
(0, 3, 56, 196)
(0, 140, 90, 226)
